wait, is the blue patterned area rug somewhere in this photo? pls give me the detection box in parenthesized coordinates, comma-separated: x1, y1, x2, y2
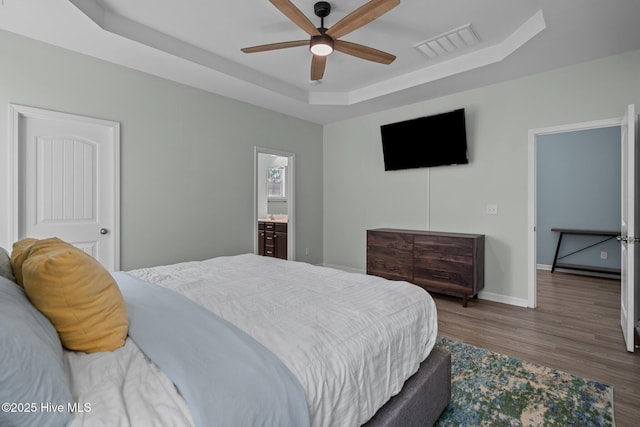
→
(435, 336, 615, 426)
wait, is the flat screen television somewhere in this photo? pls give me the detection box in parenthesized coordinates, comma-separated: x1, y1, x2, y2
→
(380, 108, 468, 171)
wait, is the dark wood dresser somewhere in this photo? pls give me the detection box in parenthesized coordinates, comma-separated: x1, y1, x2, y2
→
(258, 221, 287, 259)
(367, 228, 485, 307)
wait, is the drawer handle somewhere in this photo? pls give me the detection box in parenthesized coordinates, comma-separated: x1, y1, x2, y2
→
(432, 273, 450, 280)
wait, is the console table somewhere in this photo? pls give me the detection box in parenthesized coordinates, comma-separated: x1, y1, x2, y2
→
(550, 228, 620, 275)
(366, 229, 484, 307)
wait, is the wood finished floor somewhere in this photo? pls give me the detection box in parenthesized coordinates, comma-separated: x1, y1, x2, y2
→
(434, 270, 640, 426)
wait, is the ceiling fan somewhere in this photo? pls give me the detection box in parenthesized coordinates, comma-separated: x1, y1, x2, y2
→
(241, 0, 400, 81)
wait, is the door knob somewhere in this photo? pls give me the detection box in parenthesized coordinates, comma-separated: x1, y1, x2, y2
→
(616, 236, 640, 243)
(100, 228, 109, 235)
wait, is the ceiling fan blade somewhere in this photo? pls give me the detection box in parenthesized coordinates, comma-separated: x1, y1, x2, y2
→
(311, 55, 327, 81)
(326, 0, 400, 39)
(241, 40, 309, 53)
(270, 0, 321, 36)
(334, 40, 395, 64)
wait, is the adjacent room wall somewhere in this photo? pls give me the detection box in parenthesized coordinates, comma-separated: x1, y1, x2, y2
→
(0, 30, 324, 269)
(323, 49, 640, 304)
(536, 126, 621, 271)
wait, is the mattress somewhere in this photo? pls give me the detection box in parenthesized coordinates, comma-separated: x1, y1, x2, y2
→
(128, 254, 438, 427)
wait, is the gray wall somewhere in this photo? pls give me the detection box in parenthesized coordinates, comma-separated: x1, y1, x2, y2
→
(2, 27, 639, 305)
(536, 126, 621, 270)
(0, 30, 324, 269)
(324, 49, 640, 303)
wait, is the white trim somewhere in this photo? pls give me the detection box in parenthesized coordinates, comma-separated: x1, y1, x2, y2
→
(323, 263, 530, 307)
(537, 263, 620, 280)
(321, 263, 366, 275)
(254, 147, 296, 260)
(8, 105, 20, 246)
(9, 104, 121, 270)
(70, 1, 544, 107)
(527, 117, 622, 308)
(477, 290, 529, 308)
(527, 126, 537, 308)
(332, 10, 546, 106)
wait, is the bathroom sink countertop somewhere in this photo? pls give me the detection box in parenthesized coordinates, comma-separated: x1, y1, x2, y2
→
(259, 216, 288, 223)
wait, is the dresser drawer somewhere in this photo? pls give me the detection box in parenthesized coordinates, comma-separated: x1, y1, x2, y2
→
(367, 230, 414, 281)
(412, 276, 473, 296)
(414, 244, 475, 288)
(367, 252, 413, 282)
(414, 235, 475, 257)
(413, 265, 474, 289)
(367, 230, 413, 251)
(414, 250, 473, 272)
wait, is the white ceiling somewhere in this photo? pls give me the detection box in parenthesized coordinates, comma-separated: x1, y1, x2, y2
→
(1, 0, 640, 124)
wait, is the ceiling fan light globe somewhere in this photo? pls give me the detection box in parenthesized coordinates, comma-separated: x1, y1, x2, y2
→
(310, 44, 333, 56)
(310, 35, 334, 56)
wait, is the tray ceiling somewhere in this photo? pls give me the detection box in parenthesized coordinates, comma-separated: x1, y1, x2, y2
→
(1, 0, 639, 123)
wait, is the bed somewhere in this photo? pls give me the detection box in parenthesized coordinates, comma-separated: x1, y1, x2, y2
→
(0, 239, 450, 427)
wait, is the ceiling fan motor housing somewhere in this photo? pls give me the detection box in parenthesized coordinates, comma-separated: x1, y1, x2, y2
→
(314, 2, 332, 19)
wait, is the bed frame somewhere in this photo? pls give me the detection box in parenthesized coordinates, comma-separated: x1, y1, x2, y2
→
(364, 347, 451, 427)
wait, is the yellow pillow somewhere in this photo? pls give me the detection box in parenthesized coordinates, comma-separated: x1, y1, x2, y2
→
(22, 238, 128, 353)
(11, 238, 38, 287)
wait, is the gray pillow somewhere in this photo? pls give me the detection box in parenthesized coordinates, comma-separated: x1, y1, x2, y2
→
(0, 276, 73, 427)
(0, 246, 15, 282)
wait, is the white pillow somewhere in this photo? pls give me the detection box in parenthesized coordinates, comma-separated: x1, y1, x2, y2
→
(0, 247, 15, 282)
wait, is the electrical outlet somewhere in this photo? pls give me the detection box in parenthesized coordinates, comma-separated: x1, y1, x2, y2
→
(305, 247, 310, 256)
(600, 251, 608, 260)
(485, 204, 498, 215)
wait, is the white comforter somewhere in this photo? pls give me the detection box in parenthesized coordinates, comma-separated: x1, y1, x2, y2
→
(67, 339, 194, 427)
(128, 254, 438, 427)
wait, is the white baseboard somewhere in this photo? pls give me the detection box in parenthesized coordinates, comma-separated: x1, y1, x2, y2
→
(537, 264, 620, 280)
(477, 290, 528, 307)
(322, 263, 528, 308)
(321, 263, 366, 275)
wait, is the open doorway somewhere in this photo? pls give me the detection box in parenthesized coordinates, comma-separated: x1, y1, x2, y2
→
(254, 147, 295, 260)
(527, 117, 622, 308)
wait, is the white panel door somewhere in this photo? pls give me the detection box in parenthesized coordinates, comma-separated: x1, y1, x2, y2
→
(11, 105, 120, 271)
(620, 104, 638, 352)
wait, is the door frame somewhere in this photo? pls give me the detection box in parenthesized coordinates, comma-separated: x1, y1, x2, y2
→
(9, 104, 121, 269)
(620, 104, 638, 352)
(527, 117, 621, 308)
(254, 146, 295, 260)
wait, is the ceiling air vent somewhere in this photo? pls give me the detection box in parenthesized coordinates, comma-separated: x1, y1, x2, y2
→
(414, 24, 480, 59)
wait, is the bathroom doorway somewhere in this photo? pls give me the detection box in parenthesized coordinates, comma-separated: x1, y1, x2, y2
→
(254, 147, 295, 260)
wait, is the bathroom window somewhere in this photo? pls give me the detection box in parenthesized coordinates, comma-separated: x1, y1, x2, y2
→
(267, 167, 285, 199)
